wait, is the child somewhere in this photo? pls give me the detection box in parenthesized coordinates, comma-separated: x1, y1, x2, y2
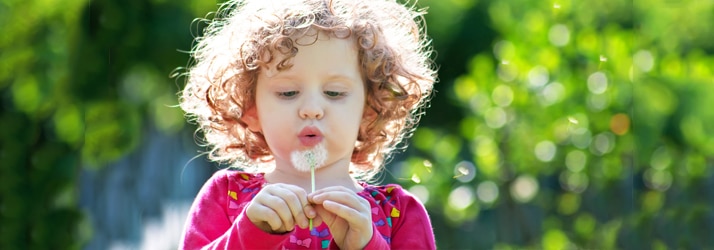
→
(178, 0, 436, 249)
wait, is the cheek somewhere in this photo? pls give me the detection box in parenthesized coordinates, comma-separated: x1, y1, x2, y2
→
(260, 121, 292, 156)
(256, 96, 292, 123)
(255, 105, 292, 146)
(259, 112, 291, 138)
(344, 99, 367, 136)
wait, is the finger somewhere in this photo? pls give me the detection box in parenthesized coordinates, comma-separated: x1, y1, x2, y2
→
(310, 191, 370, 212)
(274, 186, 311, 228)
(309, 186, 364, 202)
(268, 184, 314, 227)
(303, 203, 317, 221)
(253, 204, 286, 232)
(261, 194, 296, 231)
(321, 200, 371, 231)
(310, 204, 332, 227)
(247, 191, 285, 232)
(310, 212, 323, 227)
(276, 184, 310, 206)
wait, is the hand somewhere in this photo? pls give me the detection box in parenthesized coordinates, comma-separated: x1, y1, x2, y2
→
(245, 183, 316, 234)
(309, 186, 373, 250)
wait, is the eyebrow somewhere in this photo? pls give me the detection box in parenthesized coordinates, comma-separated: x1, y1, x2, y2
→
(325, 73, 361, 83)
(268, 72, 361, 83)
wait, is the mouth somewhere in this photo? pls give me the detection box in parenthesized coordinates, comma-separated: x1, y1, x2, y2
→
(298, 126, 323, 147)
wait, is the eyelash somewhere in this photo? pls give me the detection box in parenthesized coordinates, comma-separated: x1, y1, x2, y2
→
(324, 91, 347, 97)
(276, 91, 347, 99)
(277, 91, 299, 98)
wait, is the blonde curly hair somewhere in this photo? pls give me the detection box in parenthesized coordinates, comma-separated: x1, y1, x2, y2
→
(179, 0, 436, 180)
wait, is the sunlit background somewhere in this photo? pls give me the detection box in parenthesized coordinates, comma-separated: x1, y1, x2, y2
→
(1, 0, 713, 249)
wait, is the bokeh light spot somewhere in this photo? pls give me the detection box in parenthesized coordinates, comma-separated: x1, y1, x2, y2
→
(685, 153, 707, 177)
(565, 150, 587, 172)
(560, 171, 589, 193)
(448, 186, 475, 210)
(634, 50, 655, 72)
(528, 66, 549, 88)
(454, 76, 478, 103)
(540, 82, 565, 106)
(433, 135, 461, 163)
(493, 40, 515, 61)
(53, 104, 84, 146)
(408, 185, 430, 204)
(485, 107, 508, 128)
(468, 92, 491, 116)
(650, 146, 672, 170)
(570, 128, 592, 149)
(474, 136, 502, 178)
(454, 161, 477, 183)
(548, 24, 570, 47)
(413, 128, 437, 151)
(535, 140, 557, 162)
(610, 113, 630, 135)
(587, 93, 610, 111)
(587, 71, 608, 94)
(557, 193, 581, 215)
(591, 132, 615, 156)
(476, 181, 499, 203)
(492, 85, 514, 107)
(574, 213, 596, 237)
(511, 175, 539, 203)
(543, 229, 569, 250)
(12, 75, 41, 114)
(643, 169, 673, 191)
(497, 61, 518, 82)
(152, 94, 184, 134)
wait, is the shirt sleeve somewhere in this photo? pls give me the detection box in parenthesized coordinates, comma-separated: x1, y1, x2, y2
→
(388, 186, 436, 249)
(359, 224, 391, 249)
(178, 170, 289, 249)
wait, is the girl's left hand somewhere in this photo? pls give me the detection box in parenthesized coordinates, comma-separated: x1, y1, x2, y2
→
(308, 186, 373, 250)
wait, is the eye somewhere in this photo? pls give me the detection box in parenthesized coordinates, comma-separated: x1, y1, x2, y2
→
(324, 91, 346, 98)
(277, 91, 299, 98)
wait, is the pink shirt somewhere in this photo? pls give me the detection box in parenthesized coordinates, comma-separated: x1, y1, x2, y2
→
(180, 169, 436, 249)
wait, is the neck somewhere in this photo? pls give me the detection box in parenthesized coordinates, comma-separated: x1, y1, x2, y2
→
(265, 157, 363, 193)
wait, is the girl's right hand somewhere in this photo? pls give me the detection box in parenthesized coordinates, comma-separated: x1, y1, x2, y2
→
(245, 183, 315, 234)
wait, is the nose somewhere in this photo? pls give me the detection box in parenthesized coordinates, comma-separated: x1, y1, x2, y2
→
(298, 96, 324, 120)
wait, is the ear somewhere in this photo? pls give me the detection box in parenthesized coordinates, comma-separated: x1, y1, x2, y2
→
(242, 106, 262, 133)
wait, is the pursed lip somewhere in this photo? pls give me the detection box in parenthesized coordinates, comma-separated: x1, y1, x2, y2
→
(298, 126, 323, 147)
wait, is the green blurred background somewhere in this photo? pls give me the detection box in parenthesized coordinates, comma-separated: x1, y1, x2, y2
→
(1, 0, 713, 249)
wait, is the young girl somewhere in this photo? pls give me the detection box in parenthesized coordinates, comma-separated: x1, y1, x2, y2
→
(178, 0, 436, 249)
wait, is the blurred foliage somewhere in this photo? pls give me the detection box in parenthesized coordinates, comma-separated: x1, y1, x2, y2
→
(395, 0, 714, 249)
(1, 0, 205, 248)
(1, 0, 712, 249)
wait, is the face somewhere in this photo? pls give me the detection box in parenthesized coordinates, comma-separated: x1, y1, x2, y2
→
(245, 35, 366, 172)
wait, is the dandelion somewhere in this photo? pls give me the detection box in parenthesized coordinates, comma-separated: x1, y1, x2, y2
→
(291, 143, 327, 230)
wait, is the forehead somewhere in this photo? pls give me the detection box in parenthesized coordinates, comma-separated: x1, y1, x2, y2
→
(262, 32, 360, 78)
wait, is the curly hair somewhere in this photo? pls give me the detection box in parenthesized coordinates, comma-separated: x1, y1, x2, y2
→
(179, 0, 436, 180)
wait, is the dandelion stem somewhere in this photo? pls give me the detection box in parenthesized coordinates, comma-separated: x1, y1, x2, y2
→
(309, 153, 315, 230)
